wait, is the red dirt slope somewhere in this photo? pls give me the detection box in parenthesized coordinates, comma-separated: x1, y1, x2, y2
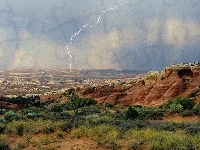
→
(81, 63, 200, 107)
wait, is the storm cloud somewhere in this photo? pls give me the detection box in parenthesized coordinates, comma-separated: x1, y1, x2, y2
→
(0, 0, 200, 71)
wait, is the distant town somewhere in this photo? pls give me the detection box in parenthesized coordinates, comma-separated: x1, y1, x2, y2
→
(0, 69, 146, 97)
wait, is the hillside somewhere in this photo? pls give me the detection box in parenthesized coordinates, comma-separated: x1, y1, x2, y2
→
(1, 63, 200, 150)
(77, 63, 200, 107)
(1, 63, 200, 109)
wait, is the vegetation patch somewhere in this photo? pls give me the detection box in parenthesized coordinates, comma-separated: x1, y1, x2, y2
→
(0, 95, 200, 149)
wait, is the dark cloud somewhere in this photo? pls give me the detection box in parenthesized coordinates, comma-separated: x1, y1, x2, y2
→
(0, 0, 200, 71)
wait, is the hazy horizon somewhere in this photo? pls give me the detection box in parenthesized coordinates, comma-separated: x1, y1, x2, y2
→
(0, 0, 200, 71)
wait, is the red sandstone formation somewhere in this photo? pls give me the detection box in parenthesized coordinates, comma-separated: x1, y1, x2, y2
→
(82, 63, 200, 107)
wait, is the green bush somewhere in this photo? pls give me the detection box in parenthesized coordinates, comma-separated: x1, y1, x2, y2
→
(4, 111, 18, 121)
(147, 109, 164, 120)
(164, 97, 195, 111)
(124, 106, 139, 120)
(50, 104, 63, 112)
(149, 121, 176, 131)
(5, 119, 65, 135)
(182, 122, 200, 134)
(185, 126, 200, 135)
(26, 112, 37, 118)
(0, 123, 5, 134)
(7, 95, 42, 107)
(67, 93, 97, 115)
(77, 105, 100, 116)
(70, 126, 88, 138)
(105, 103, 114, 108)
(180, 110, 196, 117)
(169, 103, 183, 114)
(110, 119, 148, 131)
(16, 124, 24, 136)
(60, 117, 85, 131)
(59, 111, 71, 116)
(193, 104, 200, 116)
(69, 124, 119, 149)
(123, 129, 200, 150)
(177, 97, 195, 110)
(88, 124, 119, 148)
(0, 142, 11, 150)
(0, 118, 6, 123)
(135, 107, 164, 120)
(82, 98, 97, 106)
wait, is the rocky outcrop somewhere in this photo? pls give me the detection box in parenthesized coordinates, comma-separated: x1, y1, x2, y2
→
(82, 63, 200, 107)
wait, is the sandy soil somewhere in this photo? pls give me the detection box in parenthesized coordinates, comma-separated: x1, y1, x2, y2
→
(162, 115, 200, 122)
(54, 137, 110, 150)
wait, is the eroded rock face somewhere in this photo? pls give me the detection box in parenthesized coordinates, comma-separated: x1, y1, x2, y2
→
(85, 63, 200, 107)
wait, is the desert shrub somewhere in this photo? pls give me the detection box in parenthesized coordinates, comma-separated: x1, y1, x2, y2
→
(0, 108, 6, 115)
(169, 103, 183, 114)
(5, 120, 27, 134)
(5, 119, 65, 135)
(4, 111, 19, 122)
(82, 98, 97, 106)
(50, 104, 63, 112)
(110, 119, 148, 131)
(134, 107, 148, 119)
(26, 112, 37, 118)
(135, 107, 164, 120)
(175, 122, 200, 135)
(123, 129, 200, 150)
(133, 105, 142, 108)
(0, 123, 5, 134)
(13, 139, 27, 150)
(123, 129, 146, 149)
(193, 104, 200, 116)
(0, 142, 11, 150)
(85, 114, 99, 126)
(56, 131, 65, 139)
(66, 93, 97, 115)
(186, 126, 200, 135)
(180, 109, 196, 117)
(175, 122, 191, 129)
(147, 109, 164, 120)
(70, 126, 88, 138)
(88, 124, 119, 148)
(60, 121, 74, 131)
(38, 135, 55, 145)
(134, 120, 149, 129)
(78, 105, 100, 116)
(176, 97, 195, 110)
(16, 124, 24, 136)
(61, 117, 85, 131)
(114, 111, 124, 120)
(0, 118, 6, 123)
(149, 121, 176, 131)
(7, 95, 42, 107)
(105, 103, 114, 108)
(59, 111, 71, 116)
(124, 106, 139, 120)
(101, 115, 117, 126)
(69, 124, 120, 149)
(164, 97, 195, 111)
(183, 122, 200, 135)
(85, 114, 117, 127)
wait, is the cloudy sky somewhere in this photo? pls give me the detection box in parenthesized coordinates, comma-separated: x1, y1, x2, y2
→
(0, 0, 200, 71)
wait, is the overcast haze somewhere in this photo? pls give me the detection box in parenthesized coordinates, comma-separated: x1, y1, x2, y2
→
(0, 0, 200, 71)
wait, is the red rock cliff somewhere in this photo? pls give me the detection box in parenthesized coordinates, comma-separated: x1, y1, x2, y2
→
(82, 63, 200, 107)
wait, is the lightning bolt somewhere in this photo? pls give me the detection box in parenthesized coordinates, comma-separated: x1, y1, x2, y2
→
(66, 2, 125, 69)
